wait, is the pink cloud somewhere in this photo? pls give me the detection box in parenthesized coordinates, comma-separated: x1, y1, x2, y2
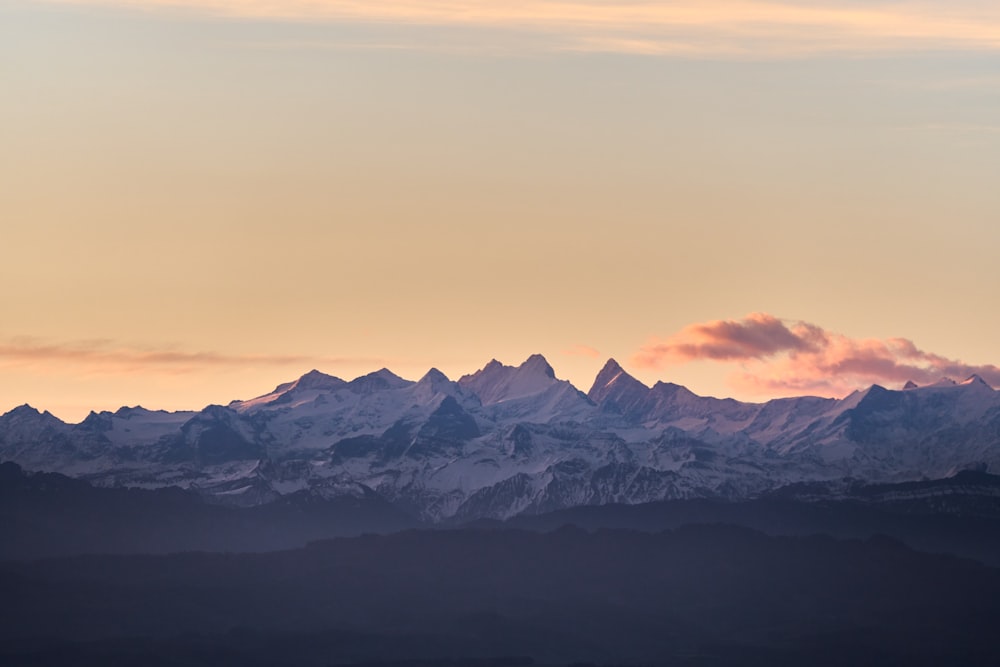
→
(562, 344, 601, 359)
(48, 1, 1000, 57)
(633, 313, 827, 364)
(634, 314, 1000, 397)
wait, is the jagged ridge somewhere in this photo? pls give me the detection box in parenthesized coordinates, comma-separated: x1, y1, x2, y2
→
(2, 356, 999, 521)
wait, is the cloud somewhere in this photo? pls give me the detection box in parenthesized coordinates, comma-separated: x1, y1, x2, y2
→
(0, 337, 379, 375)
(562, 344, 601, 359)
(633, 312, 824, 363)
(43, 0, 1000, 57)
(634, 313, 1000, 396)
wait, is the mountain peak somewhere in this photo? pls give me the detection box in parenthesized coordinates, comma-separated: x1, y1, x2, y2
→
(372, 367, 406, 381)
(79, 410, 113, 430)
(417, 367, 450, 385)
(114, 405, 159, 418)
(599, 357, 624, 374)
(902, 380, 919, 390)
(519, 354, 555, 379)
(588, 358, 648, 404)
(651, 380, 698, 401)
(593, 358, 625, 386)
(458, 355, 562, 405)
(7, 403, 41, 417)
(293, 369, 346, 391)
(961, 374, 993, 389)
(347, 368, 413, 394)
(0, 404, 64, 427)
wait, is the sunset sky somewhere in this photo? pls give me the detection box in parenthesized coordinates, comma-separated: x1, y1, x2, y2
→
(3, 0, 999, 421)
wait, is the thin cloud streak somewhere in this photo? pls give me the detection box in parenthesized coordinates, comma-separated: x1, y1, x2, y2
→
(0, 337, 380, 375)
(44, 0, 1000, 56)
(634, 313, 1000, 397)
(562, 344, 601, 359)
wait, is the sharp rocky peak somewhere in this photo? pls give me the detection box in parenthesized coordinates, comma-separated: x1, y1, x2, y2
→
(4, 404, 42, 418)
(518, 354, 556, 379)
(418, 367, 451, 385)
(598, 357, 624, 375)
(461, 354, 556, 382)
(1, 404, 62, 424)
(79, 410, 113, 430)
(457, 354, 563, 406)
(588, 358, 648, 403)
(961, 374, 993, 389)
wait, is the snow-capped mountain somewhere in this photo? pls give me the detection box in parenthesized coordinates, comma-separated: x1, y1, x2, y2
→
(2, 355, 999, 520)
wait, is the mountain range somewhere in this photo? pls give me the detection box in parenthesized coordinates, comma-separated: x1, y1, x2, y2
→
(3, 355, 999, 521)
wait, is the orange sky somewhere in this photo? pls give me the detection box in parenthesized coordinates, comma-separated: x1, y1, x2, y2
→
(3, 0, 999, 421)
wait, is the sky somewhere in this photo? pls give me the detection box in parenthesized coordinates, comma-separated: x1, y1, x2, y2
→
(2, 0, 999, 421)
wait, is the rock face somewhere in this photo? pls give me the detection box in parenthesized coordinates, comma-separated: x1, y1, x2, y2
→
(3, 357, 1000, 520)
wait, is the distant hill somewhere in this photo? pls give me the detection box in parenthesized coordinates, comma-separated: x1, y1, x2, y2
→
(3, 525, 1000, 666)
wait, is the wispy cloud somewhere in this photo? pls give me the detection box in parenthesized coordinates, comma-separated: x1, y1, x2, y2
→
(0, 336, 379, 375)
(562, 344, 601, 359)
(634, 313, 1000, 396)
(43, 0, 1000, 57)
